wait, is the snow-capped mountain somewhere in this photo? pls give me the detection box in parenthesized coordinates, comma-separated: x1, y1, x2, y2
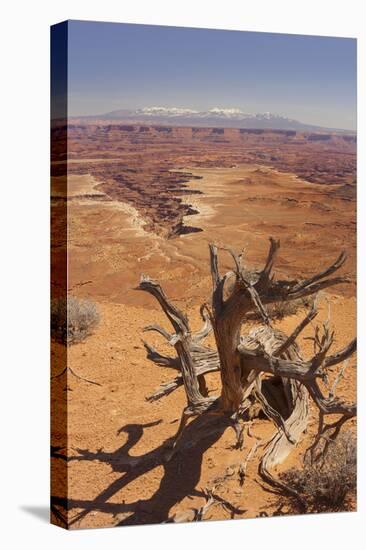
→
(78, 106, 341, 131)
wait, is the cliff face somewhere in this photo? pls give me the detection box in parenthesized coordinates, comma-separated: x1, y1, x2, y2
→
(53, 122, 356, 144)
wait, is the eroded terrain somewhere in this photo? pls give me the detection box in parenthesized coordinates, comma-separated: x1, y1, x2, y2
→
(51, 124, 356, 528)
(52, 124, 356, 238)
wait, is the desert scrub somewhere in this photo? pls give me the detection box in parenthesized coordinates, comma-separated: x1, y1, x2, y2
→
(265, 296, 313, 320)
(281, 431, 356, 513)
(51, 296, 100, 345)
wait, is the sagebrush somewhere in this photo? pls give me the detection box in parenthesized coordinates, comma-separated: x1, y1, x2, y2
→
(265, 296, 313, 320)
(281, 431, 356, 512)
(51, 296, 100, 344)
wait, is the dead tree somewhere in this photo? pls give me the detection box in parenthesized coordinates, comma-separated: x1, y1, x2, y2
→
(138, 238, 356, 494)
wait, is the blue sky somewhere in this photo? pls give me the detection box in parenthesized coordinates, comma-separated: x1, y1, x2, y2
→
(65, 20, 356, 130)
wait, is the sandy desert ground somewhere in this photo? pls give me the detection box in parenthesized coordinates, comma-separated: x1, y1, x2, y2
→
(51, 125, 356, 528)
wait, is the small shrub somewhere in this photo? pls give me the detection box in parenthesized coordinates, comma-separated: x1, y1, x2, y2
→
(51, 296, 100, 345)
(246, 296, 313, 321)
(267, 297, 313, 320)
(281, 431, 356, 513)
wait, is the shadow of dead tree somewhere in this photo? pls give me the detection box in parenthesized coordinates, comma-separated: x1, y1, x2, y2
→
(51, 414, 246, 527)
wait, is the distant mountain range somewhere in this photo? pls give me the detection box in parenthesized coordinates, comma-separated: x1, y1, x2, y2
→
(74, 106, 352, 132)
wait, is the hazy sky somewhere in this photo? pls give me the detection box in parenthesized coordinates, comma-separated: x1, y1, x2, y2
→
(65, 20, 356, 130)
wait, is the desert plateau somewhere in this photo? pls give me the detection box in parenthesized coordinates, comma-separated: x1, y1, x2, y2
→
(51, 122, 356, 528)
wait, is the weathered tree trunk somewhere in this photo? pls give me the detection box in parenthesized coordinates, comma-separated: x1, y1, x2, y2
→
(214, 299, 248, 413)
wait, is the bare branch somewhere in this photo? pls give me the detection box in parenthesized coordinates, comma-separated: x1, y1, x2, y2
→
(51, 366, 101, 386)
(306, 379, 356, 417)
(139, 275, 206, 407)
(193, 304, 213, 342)
(146, 376, 183, 402)
(257, 237, 280, 288)
(209, 244, 221, 290)
(239, 439, 261, 486)
(291, 251, 347, 293)
(138, 275, 189, 334)
(143, 324, 173, 342)
(193, 488, 216, 520)
(238, 345, 314, 380)
(329, 359, 349, 399)
(306, 413, 351, 466)
(239, 337, 355, 381)
(244, 283, 272, 327)
(68, 367, 102, 387)
(324, 338, 357, 368)
(273, 297, 319, 357)
(220, 246, 242, 276)
(285, 276, 350, 302)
